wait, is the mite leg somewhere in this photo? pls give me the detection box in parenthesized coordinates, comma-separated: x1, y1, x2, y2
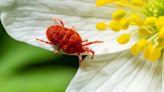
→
(82, 41, 103, 46)
(57, 45, 61, 51)
(54, 48, 61, 54)
(52, 18, 64, 27)
(54, 50, 59, 54)
(71, 26, 76, 30)
(36, 38, 53, 45)
(78, 54, 82, 65)
(82, 39, 88, 43)
(88, 49, 95, 59)
(84, 48, 95, 61)
(54, 46, 61, 54)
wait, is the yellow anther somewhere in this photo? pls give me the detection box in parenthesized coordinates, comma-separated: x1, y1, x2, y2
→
(159, 27, 164, 39)
(144, 43, 153, 59)
(150, 47, 161, 61)
(114, 0, 126, 7)
(112, 9, 126, 20)
(157, 39, 164, 47)
(138, 27, 151, 37)
(130, 44, 139, 56)
(96, 22, 107, 31)
(137, 39, 149, 49)
(120, 18, 130, 29)
(130, 39, 149, 55)
(117, 34, 131, 44)
(144, 43, 161, 61)
(155, 16, 164, 29)
(109, 21, 121, 31)
(129, 14, 140, 21)
(129, 14, 143, 26)
(118, 0, 130, 4)
(136, 19, 144, 26)
(158, 16, 164, 20)
(144, 16, 157, 25)
(96, 0, 115, 6)
(131, 0, 146, 6)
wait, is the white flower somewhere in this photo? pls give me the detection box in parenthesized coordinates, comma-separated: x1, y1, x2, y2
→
(0, 0, 162, 92)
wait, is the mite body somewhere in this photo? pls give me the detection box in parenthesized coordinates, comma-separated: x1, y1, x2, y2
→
(36, 18, 102, 64)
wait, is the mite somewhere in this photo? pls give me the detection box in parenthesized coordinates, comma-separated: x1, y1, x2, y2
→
(36, 18, 103, 64)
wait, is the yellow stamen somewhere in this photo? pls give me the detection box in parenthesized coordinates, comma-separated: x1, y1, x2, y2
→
(143, 43, 153, 59)
(144, 16, 157, 25)
(117, 34, 131, 44)
(112, 9, 126, 20)
(96, 22, 107, 31)
(129, 14, 143, 26)
(138, 27, 151, 37)
(96, 0, 115, 6)
(120, 18, 130, 29)
(109, 21, 121, 31)
(131, 39, 149, 55)
(144, 43, 161, 61)
(155, 16, 164, 29)
(131, 0, 146, 6)
(159, 27, 164, 39)
(149, 47, 161, 61)
(130, 44, 138, 55)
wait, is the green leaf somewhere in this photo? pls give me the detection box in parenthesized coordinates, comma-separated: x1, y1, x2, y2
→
(0, 23, 78, 92)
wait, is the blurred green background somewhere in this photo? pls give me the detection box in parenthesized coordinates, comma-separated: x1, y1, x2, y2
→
(0, 22, 78, 92)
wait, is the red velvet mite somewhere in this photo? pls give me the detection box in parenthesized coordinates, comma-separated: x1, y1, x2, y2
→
(36, 18, 103, 64)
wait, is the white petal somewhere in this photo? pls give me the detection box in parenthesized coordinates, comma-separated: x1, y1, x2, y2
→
(0, 0, 137, 54)
(0, 0, 15, 11)
(66, 51, 162, 92)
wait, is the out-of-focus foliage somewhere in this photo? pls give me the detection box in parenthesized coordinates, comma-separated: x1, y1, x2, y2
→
(0, 22, 78, 92)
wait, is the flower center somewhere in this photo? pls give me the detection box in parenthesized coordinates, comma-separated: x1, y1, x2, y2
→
(96, 0, 164, 61)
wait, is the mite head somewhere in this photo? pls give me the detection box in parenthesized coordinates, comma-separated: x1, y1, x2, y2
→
(46, 26, 63, 43)
(46, 18, 65, 43)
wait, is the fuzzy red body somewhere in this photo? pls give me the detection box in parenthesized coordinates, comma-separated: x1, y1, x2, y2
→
(36, 18, 102, 63)
(46, 25, 84, 54)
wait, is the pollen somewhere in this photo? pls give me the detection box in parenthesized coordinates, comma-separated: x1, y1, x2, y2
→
(96, 0, 164, 61)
